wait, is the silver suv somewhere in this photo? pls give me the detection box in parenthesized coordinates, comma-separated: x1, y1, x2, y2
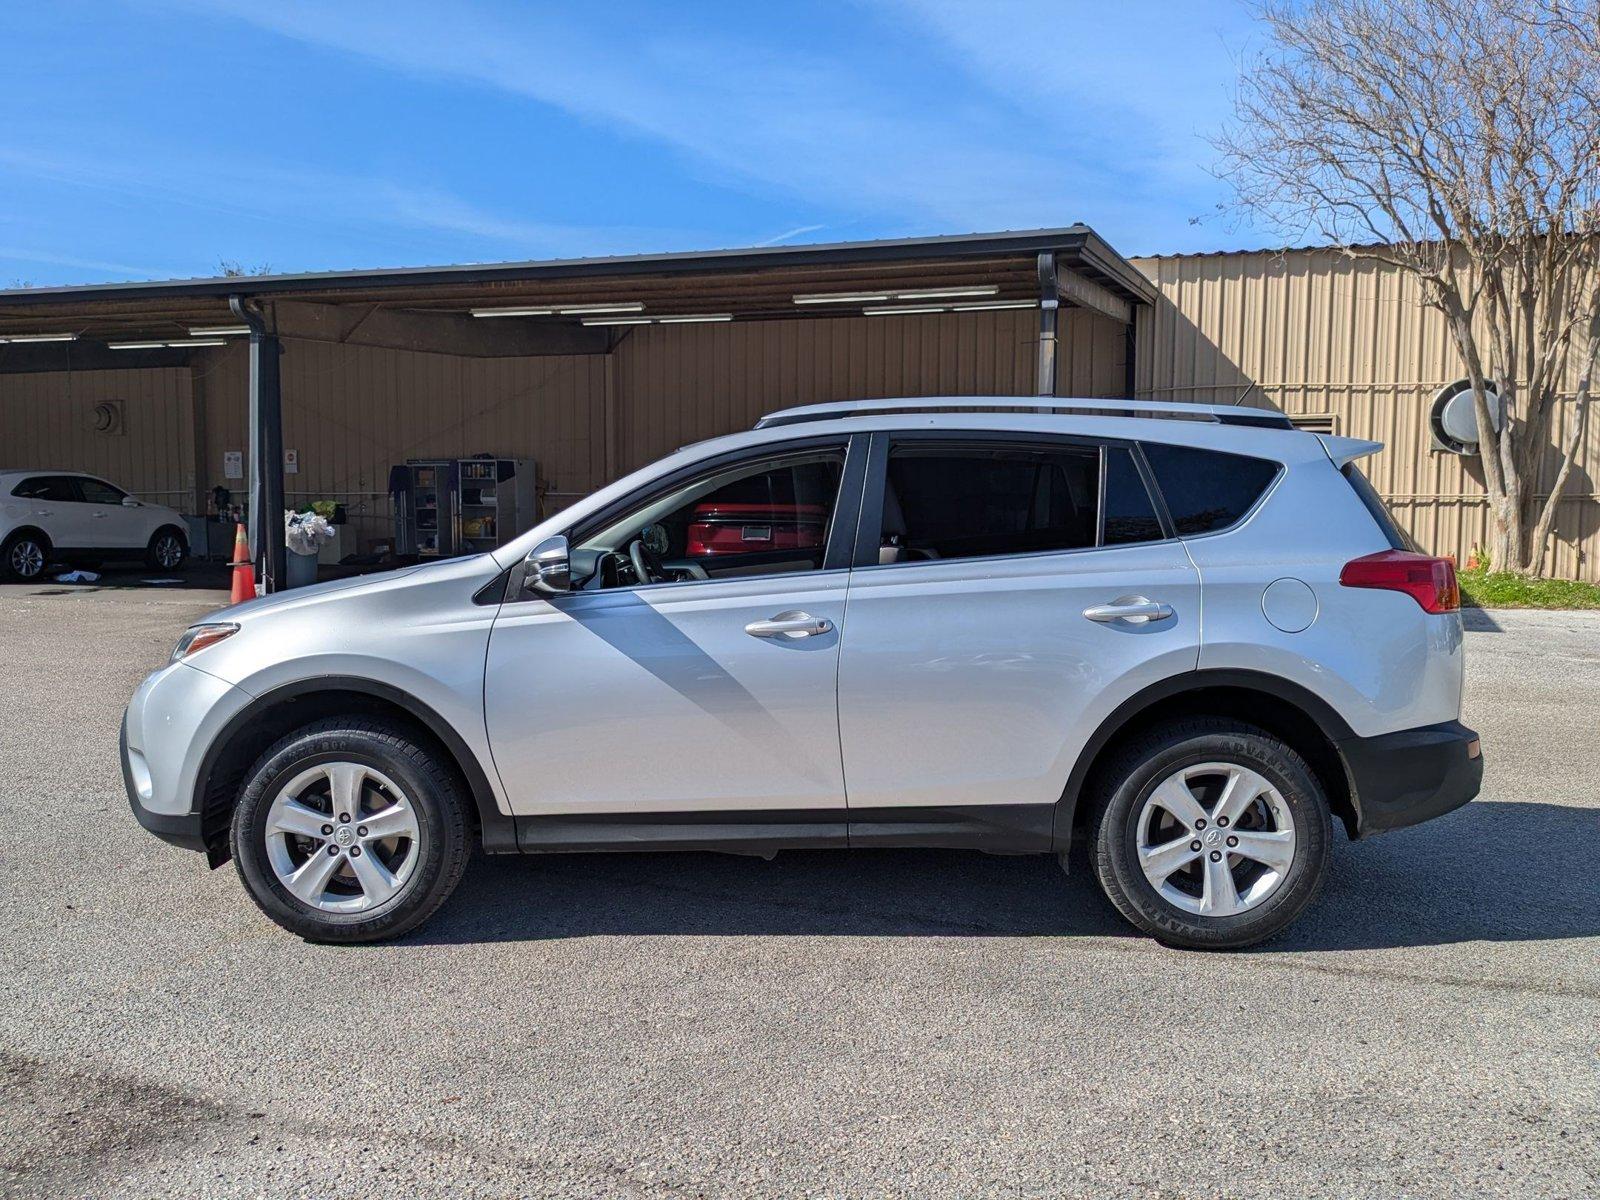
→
(123, 398, 1482, 948)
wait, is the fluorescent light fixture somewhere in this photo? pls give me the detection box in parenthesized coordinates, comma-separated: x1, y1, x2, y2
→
(471, 306, 555, 318)
(863, 305, 948, 316)
(896, 285, 1000, 300)
(188, 325, 251, 337)
(558, 302, 645, 315)
(4, 332, 78, 343)
(657, 314, 733, 323)
(794, 291, 890, 305)
(580, 317, 652, 327)
(951, 300, 1037, 311)
(109, 339, 226, 350)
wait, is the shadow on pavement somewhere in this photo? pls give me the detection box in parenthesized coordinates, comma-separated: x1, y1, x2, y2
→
(407, 800, 1598, 952)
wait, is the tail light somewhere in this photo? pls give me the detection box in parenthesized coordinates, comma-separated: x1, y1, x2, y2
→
(1339, 550, 1459, 613)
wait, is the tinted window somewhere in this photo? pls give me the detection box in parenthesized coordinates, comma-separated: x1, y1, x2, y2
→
(77, 477, 126, 505)
(1343, 464, 1416, 551)
(882, 443, 1099, 562)
(1142, 443, 1280, 535)
(1103, 448, 1163, 545)
(11, 476, 80, 502)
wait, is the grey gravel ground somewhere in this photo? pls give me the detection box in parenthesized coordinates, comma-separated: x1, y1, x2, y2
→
(0, 583, 1596, 1199)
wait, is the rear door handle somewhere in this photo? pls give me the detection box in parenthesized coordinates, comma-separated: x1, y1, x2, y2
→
(745, 610, 834, 639)
(1083, 596, 1174, 624)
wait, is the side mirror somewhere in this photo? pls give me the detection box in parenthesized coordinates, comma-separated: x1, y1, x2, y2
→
(121, 496, 142, 507)
(523, 534, 571, 597)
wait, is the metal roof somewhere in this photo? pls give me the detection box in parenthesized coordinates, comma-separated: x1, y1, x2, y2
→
(0, 225, 1156, 308)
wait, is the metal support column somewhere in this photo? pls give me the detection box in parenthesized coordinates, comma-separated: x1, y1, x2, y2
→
(1035, 251, 1059, 397)
(231, 296, 286, 592)
(1124, 322, 1137, 399)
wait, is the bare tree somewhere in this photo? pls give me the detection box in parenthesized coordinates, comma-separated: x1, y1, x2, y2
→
(217, 260, 275, 278)
(1217, 0, 1600, 575)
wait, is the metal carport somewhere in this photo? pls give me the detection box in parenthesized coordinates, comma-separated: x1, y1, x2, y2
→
(0, 226, 1154, 591)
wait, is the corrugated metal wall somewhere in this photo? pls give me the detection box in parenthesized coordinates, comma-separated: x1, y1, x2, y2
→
(0, 367, 196, 508)
(610, 308, 1071, 472)
(1132, 249, 1600, 581)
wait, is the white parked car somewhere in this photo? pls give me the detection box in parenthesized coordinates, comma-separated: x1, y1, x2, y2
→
(122, 398, 1481, 948)
(0, 470, 189, 580)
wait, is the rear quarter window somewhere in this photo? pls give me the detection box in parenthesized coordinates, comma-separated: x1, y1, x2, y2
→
(1141, 442, 1281, 535)
(1342, 463, 1416, 551)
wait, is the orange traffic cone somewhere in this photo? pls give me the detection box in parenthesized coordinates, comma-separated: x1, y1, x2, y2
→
(229, 523, 256, 603)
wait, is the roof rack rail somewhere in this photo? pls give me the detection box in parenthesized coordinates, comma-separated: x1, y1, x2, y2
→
(754, 396, 1295, 431)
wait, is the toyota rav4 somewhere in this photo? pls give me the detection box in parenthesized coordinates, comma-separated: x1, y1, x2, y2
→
(123, 397, 1482, 948)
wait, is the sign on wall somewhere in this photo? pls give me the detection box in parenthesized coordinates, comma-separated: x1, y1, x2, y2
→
(223, 450, 243, 479)
(284, 448, 299, 475)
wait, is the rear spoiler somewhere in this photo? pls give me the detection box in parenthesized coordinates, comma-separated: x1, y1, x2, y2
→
(1316, 434, 1383, 468)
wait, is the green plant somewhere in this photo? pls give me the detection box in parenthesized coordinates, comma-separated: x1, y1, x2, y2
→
(309, 500, 338, 520)
(1458, 566, 1600, 610)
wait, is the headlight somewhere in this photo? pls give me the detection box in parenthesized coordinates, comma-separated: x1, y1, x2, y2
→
(171, 622, 240, 663)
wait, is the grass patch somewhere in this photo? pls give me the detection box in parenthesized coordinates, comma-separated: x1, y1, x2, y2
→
(1458, 567, 1600, 609)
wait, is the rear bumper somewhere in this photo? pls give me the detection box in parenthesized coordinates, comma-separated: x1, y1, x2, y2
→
(121, 713, 207, 853)
(1340, 719, 1482, 836)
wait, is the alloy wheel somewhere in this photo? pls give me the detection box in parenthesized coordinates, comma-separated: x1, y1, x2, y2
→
(154, 535, 183, 568)
(1135, 761, 1297, 917)
(263, 761, 422, 913)
(9, 540, 44, 579)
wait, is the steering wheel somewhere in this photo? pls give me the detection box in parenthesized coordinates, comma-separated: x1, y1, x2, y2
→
(628, 528, 668, 584)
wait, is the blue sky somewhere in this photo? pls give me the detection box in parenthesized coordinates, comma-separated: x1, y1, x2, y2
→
(0, 1, 1267, 288)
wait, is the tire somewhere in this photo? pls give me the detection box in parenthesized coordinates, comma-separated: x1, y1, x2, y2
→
(1, 531, 51, 582)
(230, 718, 471, 943)
(145, 526, 188, 572)
(1086, 718, 1331, 950)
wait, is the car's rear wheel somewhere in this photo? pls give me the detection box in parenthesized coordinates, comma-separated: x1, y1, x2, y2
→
(230, 719, 470, 943)
(145, 527, 188, 571)
(1, 532, 50, 581)
(1086, 718, 1331, 949)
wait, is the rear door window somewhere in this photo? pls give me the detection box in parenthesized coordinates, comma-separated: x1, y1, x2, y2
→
(1141, 442, 1280, 535)
(1102, 447, 1164, 545)
(76, 477, 127, 505)
(879, 441, 1101, 563)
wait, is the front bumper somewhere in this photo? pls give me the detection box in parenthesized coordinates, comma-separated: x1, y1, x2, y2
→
(121, 712, 207, 853)
(1340, 719, 1483, 836)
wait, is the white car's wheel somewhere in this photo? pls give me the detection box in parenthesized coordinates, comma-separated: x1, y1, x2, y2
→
(145, 527, 188, 571)
(2, 532, 50, 581)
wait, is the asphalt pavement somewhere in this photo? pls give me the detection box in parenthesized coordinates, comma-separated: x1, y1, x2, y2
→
(0, 582, 1595, 1198)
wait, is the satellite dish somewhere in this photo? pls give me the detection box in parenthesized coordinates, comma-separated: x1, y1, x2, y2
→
(1430, 379, 1502, 455)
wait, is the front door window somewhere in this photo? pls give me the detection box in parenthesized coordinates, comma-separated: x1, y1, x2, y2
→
(573, 450, 846, 589)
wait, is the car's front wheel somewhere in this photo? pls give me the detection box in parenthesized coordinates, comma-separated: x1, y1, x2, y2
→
(145, 526, 188, 571)
(1087, 718, 1331, 950)
(230, 719, 471, 942)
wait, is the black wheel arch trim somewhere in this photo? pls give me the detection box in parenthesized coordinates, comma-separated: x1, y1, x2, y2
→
(193, 675, 518, 855)
(1051, 668, 1359, 849)
(4, 525, 53, 550)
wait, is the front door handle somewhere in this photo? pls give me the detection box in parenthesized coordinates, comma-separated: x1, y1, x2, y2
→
(745, 610, 834, 639)
(1083, 596, 1174, 625)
